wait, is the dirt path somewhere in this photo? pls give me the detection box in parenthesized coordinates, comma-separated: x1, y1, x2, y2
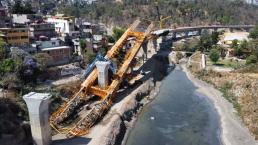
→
(182, 64, 258, 145)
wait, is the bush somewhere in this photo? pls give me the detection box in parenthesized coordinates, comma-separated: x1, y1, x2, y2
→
(0, 58, 15, 74)
(176, 52, 184, 60)
(246, 55, 257, 65)
(249, 25, 258, 39)
(112, 27, 125, 41)
(33, 53, 53, 71)
(209, 49, 220, 64)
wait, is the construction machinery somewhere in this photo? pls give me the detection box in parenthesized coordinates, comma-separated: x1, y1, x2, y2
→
(49, 20, 155, 138)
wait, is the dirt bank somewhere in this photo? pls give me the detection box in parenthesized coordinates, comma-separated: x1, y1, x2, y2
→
(182, 63, 258, 145)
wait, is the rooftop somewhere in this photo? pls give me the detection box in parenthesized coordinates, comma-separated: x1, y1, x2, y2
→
(41, 46, 70, 51)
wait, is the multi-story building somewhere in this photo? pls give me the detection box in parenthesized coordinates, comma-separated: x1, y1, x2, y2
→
(0, 27, 30, 46)
(35, 39, 71, 65)
(29, 23, 56, 40)
(46, 15, 75, 35)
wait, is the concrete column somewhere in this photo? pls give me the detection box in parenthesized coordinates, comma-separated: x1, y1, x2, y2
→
(96, 61, 110, 89)
(201, 54, 206, 70)
(23, 92, 51, 145)
(198, 29, 202, 36)
(172, 32, 177, 39)
(185, 31, 189, 37)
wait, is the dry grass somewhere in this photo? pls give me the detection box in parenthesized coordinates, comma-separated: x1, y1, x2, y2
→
(195, 69, 258, 139)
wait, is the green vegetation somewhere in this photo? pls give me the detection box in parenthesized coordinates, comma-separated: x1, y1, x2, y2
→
(198, 31, 220, 52)
(112, 27, 125, 41)
(57, 0, 258, 27)
(209, 49, 220, 64)
(33, 53, 52, 71)
(0, 38, 7, 61)
(249, 25, 258, 39)
(231, 39, 239, 49)
(0, 58, 15, 74)
(79, 39, 87, 50)
(246, 55, 257, 65)
(12, 0, 35, 14)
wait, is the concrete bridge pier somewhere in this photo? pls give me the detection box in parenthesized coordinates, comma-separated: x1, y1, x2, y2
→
(197, 29, 202, 36)
(96, 61, 110, 89)
(23, 92, 52, 145)
(172, 32, 177, 39)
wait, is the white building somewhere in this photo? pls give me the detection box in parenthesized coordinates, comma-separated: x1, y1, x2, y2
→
(245, 0, 258, 5)
(47, 16, 75, 35)
(12, 14, 42, 24)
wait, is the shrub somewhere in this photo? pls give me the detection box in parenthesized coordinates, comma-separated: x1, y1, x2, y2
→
(246, 55, 257, 65)
(209, 49, 220, 64)
(176, 52, 184, 60)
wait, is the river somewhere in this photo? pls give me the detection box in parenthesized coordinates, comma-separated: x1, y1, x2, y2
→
(126, 66, 222, 145)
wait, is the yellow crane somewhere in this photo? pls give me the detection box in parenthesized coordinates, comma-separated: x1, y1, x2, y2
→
(155, 1, 172, 29)
(49, 20, 155, 138)
(159, 16, 172, 29)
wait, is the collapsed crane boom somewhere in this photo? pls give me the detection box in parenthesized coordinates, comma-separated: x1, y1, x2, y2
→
(50, 20, 154, 137)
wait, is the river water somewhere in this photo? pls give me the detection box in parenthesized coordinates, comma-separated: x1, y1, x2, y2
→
(126, 66, 222, 145)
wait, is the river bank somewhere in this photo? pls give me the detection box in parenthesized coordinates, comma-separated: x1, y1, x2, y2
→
(182, 63, 258, 145)
(125, 64, 221, 145)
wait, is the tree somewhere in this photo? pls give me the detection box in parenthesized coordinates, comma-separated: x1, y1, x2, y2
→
(107, 35, 115, 43)
(246, 55, 257, 65)
(199, 34, 213, 52)
(0, 58, 15, 74)
(19, 57, 39, 84)
(249, 25, 258, 39)
(24, 2, 34, 14)
(12, 0, 23, 14)
(249, 39, 258, 58)
(209, 48, 220, 64)
(0, 37, 7, 61)
(211, 31, 220, 45)
(112, 27, 125, 41)
(33, 53, 52, 71)
(230, 39, 238, 49)
(12, 0, 35, 14)
(79, 39, 87, 50)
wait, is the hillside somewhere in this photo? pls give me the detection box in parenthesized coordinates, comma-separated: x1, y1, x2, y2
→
(57, 0, 258, 27)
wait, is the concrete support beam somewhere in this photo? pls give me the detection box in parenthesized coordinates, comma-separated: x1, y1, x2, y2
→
(96, 61, 110, 89)
(23, 92, 51, 145)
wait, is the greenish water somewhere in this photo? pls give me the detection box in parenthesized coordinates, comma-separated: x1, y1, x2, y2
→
(126, 66, 221, 145)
